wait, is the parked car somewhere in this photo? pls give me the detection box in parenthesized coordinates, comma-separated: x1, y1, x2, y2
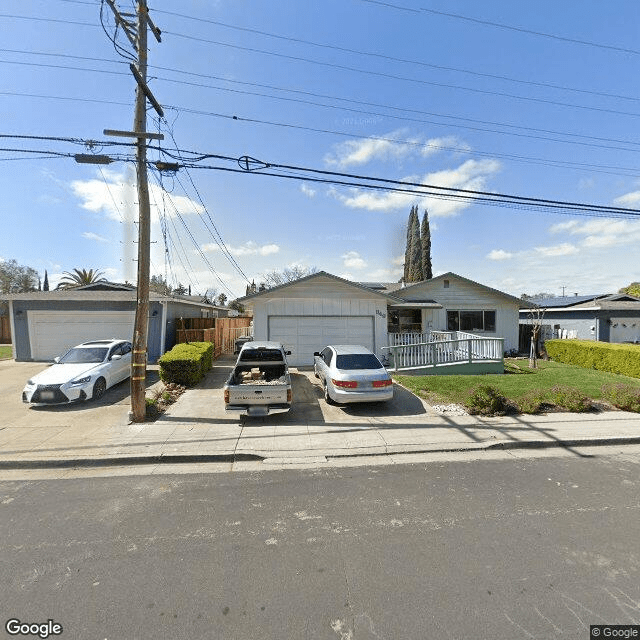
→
(313, 345, 393, 405)
(22, 339, 132, 405)
(224, 341, 293, 416)
(233, 335, 254, 355)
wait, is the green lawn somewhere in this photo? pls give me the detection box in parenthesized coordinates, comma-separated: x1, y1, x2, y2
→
(0, 345, 12, 360)
(396, 358, 640, 406)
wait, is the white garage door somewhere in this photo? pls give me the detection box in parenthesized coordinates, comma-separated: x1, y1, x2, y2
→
(268, 315, 374, 367)
(28, 310, 135, 361)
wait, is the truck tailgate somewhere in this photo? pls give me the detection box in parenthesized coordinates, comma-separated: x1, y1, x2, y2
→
(227, 384, 289, 405)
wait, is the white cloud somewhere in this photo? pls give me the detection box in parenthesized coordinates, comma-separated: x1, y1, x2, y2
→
(335, 159, 501, 216)
(534, 242, 579, 257)
(82, 231, 109, 243)
(202, 241, 280, 257)
(548, 217, 640, 249)
(324, 129, 470, 169)
(300, 183, 316, 197)
(614, 190, 640, 207)
(487, 249, 513, 260)
(341, 251, 367, 269)
(71, 169, 204, 223)
(420, 136, 470, 158)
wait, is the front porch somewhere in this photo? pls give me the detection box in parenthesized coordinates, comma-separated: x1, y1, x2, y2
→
(383, 330, 504, 375)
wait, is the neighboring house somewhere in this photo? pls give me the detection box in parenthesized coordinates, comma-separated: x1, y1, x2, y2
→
(238, 271, 527, 367)
(5, 282, 229, 362)
(520, 293, 640, 344)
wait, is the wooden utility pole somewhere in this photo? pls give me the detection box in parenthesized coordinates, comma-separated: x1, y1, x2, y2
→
(104, 0, 162, 422)
(130, 0, 151, 422)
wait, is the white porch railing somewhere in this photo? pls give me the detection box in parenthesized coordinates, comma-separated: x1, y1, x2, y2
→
(388, 332, 431, 346)
(382, 331, 504, 372)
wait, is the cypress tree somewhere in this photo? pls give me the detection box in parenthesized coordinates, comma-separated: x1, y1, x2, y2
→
(403, 205, 416, 282)
(421, 210, 432, 280)
(409, 209, 423, 281)
(43, 270, 49, 291)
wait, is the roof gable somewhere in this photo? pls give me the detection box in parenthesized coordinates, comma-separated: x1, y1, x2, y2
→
(393, 272, 527, 306)
(237, 271, 393, 303)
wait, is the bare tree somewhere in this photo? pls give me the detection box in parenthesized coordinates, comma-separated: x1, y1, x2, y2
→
(262, 265, 318, 288)
(527, 305, 546, 369)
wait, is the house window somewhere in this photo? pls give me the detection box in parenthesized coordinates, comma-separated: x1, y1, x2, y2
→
(447, 310, 496, 332)
(443, 280, 450, 288)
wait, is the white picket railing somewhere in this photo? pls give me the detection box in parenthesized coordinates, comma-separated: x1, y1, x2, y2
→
(382, 331, 504, 372)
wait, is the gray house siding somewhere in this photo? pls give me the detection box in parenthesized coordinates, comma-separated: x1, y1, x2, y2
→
(11, 299, 163, 362)
(520, 309, 640, 344)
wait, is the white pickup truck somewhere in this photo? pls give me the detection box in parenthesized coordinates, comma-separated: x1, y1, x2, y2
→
(223, 341, 293, 416)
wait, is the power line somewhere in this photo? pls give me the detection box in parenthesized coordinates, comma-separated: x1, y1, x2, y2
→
(358, 0, 640, 57)
(158, 118, 250, 284)
(151, 9, 640, 104)
(167, 151, 640, 219)
(161, 31, 640, 120)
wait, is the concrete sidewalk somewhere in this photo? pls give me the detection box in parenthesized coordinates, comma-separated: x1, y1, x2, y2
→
(2, 356, 640, 470)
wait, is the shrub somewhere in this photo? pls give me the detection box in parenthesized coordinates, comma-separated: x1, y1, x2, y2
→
(158, 342, 214, 386)
(145, 397, 160, 420)
(517, 391, 547, 414)
(545, 340, 640, 378)
(601, 384, 640, 412)
(465, 384, 509, 416)
(548, 385, 592, 412)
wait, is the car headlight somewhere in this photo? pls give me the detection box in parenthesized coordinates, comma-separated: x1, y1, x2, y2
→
(70, 376, 91, 386)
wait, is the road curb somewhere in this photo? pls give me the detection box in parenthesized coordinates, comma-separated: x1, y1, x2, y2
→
(3, 435, 640, 469)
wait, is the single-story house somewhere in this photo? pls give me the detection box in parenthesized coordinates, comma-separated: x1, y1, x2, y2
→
(520, 293, 640, 344)
(5, 282, 229, 362)
(238, 271, 527, 367)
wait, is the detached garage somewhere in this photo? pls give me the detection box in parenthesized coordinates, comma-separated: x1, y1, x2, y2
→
(6, 282, 225, 362)
(238, 272, 391, 367)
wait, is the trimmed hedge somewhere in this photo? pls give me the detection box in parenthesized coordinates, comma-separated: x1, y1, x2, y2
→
(545, 339, 640, 379)
(158, 342, 214, 386)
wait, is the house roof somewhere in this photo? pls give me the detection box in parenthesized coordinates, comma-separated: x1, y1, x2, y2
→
(237, 270, 395, 303)
(4, 288, 224, 309)
(527, 293, 640, 311)
(391, 272, 530, 307)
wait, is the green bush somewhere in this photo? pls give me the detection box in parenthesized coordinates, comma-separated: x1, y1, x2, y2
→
(464, 384, 510, 416)
(545, 339, 640, 378)
(601, 384, 640, 412)
(548, 385, 592, 412)
(517, 391, 547, 414)
(158, 342, 214, 386)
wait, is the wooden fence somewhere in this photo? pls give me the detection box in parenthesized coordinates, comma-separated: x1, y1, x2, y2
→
(0, 317, 10, 344)
(175, 316, 252, 356)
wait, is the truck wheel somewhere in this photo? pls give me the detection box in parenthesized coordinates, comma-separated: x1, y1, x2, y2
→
(324, 382, 335, 405)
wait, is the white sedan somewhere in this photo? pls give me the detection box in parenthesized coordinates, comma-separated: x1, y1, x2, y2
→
(22, 339, 132, 404)
(313, 345, 394, 405)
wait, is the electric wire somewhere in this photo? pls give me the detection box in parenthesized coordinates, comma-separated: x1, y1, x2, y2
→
(150, 9, 640, 105)
(358, 0, 640, 57)
(159, 117, 251, 284)
(162, 31, 640, 120)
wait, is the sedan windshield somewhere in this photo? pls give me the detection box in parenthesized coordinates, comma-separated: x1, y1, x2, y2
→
(335, 354, 383, 370)
(59, 347, 108, 364)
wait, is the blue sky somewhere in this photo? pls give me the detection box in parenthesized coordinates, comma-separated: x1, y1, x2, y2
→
(2, 0, 640, 299)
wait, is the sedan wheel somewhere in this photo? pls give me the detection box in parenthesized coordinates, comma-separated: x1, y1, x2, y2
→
(92, 377, 107, 400)
(324, 382, 335, 405)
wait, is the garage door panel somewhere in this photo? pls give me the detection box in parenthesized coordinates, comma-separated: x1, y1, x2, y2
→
(29, 311, 135, 361)
(268, 315, 374, 367)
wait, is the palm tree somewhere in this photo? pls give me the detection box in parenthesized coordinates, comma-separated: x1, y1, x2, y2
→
(56, 268, 106, 289)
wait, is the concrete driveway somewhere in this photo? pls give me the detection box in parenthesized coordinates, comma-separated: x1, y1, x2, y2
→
(168, 357, 433, 428)
(0, 358, 160, 428)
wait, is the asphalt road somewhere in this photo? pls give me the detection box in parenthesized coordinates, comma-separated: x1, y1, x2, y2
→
(2, 452, 640, 639)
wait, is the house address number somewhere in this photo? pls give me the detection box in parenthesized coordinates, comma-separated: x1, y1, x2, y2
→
(376, 310, 386, 319)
